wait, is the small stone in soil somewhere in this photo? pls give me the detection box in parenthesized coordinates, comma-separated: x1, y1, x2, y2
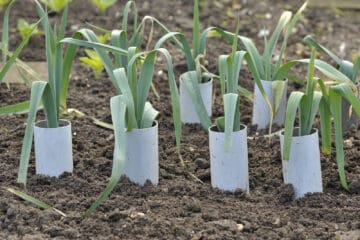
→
(209, 219, 238, 231)
(108, 209, 128, 222)
(195, 158, 210, 169)
(196, 169, 210, 181)
(349, 180, 360, 194)
(23, 234, 46, 240)
(45, 226, 63, 238)
(234, 189, 247, 199)
(185, 199, 202, 213)
(277, 184, 294, 203)
(62, 229, 80, 239)
(130, 211, 145, 219)
(242, 220, 252, 232)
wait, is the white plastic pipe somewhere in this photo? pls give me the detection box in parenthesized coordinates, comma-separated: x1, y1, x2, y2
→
(209, 124, 249, 192)
(124, 121, 158, 185)
(252, 79, 288, 129)
(280, 128, 323, 198)
(179, 75, 213, 124)
(34, 119, 73, 177)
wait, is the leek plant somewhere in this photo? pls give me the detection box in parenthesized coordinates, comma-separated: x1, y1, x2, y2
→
(15, 0, 78, 185)
(304, 35, 360, 87)
(79, 33, 110, 78)
(17, 18, 43, 39)
(90, 0, 117, 14)
(61, 1, 143, 94)
(79, 49, 104, 78)
(154, 0, 237, 131)
(283, 49, 360, 190)
(0, 0, 10, 8)
(40, 0, 71, 13)
(215, 19, 246, 151)
(304, 35, 360, 128)
(78, 32, 109, 78)
(241, 2, 307, 128)
(61, 0, 168, 125)
(0, 0, 41, 87)
(83, 47, 180, 217)
(62, 0, 229, 113)
(61, 1, 181, 148)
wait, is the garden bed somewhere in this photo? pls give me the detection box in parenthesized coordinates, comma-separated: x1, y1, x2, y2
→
(1, 0, 360, 239)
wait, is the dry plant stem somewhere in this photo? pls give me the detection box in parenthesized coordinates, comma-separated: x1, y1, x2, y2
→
(178, 154, 204, 184)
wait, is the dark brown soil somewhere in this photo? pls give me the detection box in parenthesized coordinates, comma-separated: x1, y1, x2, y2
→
(1, 0, 360, 239)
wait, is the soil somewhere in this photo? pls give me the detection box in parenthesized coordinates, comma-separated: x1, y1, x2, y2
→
(1, 0, 360, 239)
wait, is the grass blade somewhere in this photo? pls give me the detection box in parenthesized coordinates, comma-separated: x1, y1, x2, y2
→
(6, 187, 50, 208)
(136, 16, 183, 49)
(240, 36, 264, 79)
(60, 32, 82, 109)
(135, 52, 156, 126)
(298, 59, 355, 90)
(218, 55, 228, 96)
(122, 0, 137, 33)
(319, 98, 332, 154)
(223, 93, 238, 151)
(276, 2, 307, 68)
(0, 101, 31, 116)
(113, 68, 137, 129)
(60, 35, 128, 55)
(238, 86, 253, 101)
(309, 91, 322, 132)
(141, 102, 159, 128)
(83, 95, 127, 218)
(18, 81, 48, 185)
(331, 83, 360, 120)
(0, 19, 42, 85)
(4, 187, 66, 216)
(155, 48, 182, 152)
(42, 83, 58, 127)
(199, 27, 234, 56)
(273, 60, 298, 81)
(329, 88, 348, 190)
(352, 54, 360, 83)
(330, 83, 360, 190)
(303, 35, 342, 65)
(155, 32, 194, 71)
(1, 0, 16, 65)
(283, 91, 304, 161)
(264, 11, 292, 78)
(110, 30, 127, 68)
(192, 0, 200, 57)
(272, 80, 286, 116)
(61, 31, 128, 92)
(55, 3, 68, 112)
(338, 60, 355, 83)
(231, 51, 246, 93)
